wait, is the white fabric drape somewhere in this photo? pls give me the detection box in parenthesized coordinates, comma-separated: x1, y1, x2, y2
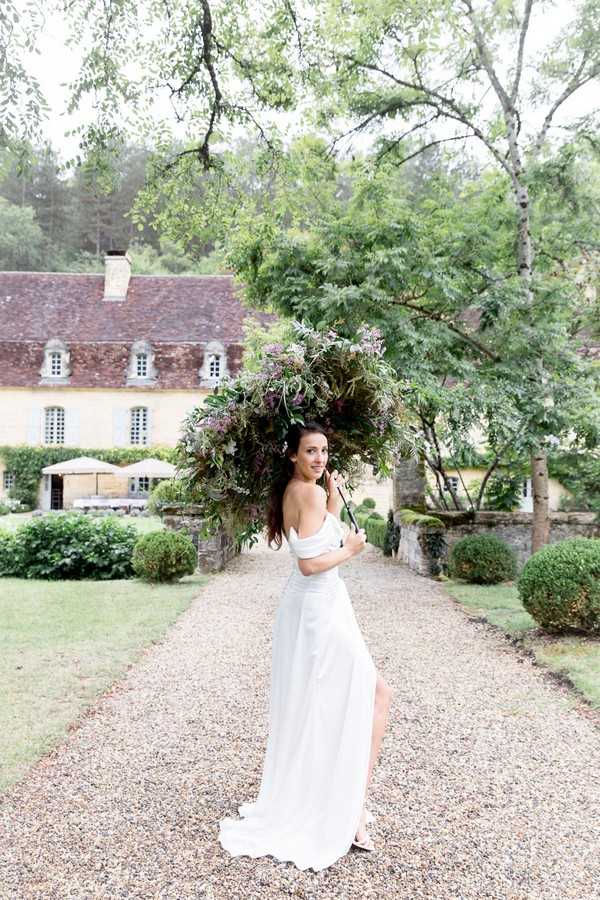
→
(219, 512, 377, 871)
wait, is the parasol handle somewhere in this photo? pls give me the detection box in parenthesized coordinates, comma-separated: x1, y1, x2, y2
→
(335, 482, 360, 534)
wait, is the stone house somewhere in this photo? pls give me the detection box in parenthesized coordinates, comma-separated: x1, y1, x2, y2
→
(0, 251, 270, 509)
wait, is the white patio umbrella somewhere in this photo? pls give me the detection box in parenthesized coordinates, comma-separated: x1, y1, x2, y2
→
(42, 456, 123, 494)
(117, 458, 177, 479)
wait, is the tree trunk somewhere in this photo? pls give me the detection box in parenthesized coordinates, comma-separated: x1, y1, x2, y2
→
(530, 449, 550, 552)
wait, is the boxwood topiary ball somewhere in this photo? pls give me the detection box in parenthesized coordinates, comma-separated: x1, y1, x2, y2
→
(448, 534, 517, 584)
(518, 538, 600, 634)
(132, 530, 197, 583)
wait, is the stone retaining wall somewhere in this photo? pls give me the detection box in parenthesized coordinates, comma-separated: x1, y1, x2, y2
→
(161, 504, 239, 573)
(395, 509, 600, 576)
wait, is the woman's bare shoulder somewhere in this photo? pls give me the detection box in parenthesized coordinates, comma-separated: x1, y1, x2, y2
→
(286, 480, 327, 506)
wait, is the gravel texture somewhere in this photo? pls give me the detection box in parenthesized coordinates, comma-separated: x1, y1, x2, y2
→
(1, 541, 599, 900)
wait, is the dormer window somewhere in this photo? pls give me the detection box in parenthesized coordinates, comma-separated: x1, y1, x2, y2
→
(136, 353, 148, 378)
(50, 352, 63, 376)
(200, 340, 228, 388)
(40, 339, 71, 384)
(127, 340, 157, 385)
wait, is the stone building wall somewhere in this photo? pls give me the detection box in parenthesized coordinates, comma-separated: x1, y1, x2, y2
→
(396, 510, 600, 577)
(161, 504, 239, 573)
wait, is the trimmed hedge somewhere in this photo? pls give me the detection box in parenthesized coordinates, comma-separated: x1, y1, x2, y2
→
(361, 497, 377, 509)
(0, 529, 18, 576)
(449, 534, 517, 584)
(365, 517, 386, 549)
(132, 530, 197, 583)
(8, 513, 137, 580)
(518, 538, 600, 634)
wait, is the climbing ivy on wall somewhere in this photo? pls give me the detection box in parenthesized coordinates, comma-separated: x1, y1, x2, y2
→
(0, 446, 180, 508)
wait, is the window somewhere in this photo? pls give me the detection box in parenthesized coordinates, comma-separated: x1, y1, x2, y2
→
(50, 352, 62, 376)
(127, 341, 156, 384)
(199, 340, 228, 387)
(129, 475, 150, 496)
(136, 353, 148, 377)
(444, 476, 460, 493)
(130, 407, 149, 445)
(522, 479, 530, 497)
(40, 339, 71, 383)
(44, 407, 65, 444)
(3, 471, 16, 491)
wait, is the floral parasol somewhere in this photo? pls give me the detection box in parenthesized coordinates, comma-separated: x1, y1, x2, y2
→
(177, 322, 407, 544)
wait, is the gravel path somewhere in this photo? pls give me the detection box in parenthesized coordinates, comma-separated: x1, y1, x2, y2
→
(1, 542, 599, 900)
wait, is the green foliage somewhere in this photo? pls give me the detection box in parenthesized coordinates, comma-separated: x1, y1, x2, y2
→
(132, 530, 197, 583)
(361, 497, 376, 509)
(518, 539, 600, 635)
(0, 530, 18, 576)
(146, 478, 198, 515)
(549, 450, 600, 513)
(0, 199, 45, 269)
(397, 508, 445, 528)
(365, 516, 386, 549)
(178, 322, 406, 544)
(10, 514, 137, 580)
(449, 535, 517, 585)
(383, 510, 401, 557)
(0, 446, 179, 509)
(483, 473, 525, 512)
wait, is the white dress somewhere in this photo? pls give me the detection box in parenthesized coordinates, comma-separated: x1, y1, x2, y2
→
(218, 512, 377, 872)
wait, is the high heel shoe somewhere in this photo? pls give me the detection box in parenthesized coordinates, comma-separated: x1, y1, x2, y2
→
(352, 829, 376, 852)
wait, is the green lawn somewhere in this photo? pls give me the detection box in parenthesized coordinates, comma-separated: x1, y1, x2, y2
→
(1, 511, 165, 533)
(0, 573, 207, 792)
(444, 580, 600, 709)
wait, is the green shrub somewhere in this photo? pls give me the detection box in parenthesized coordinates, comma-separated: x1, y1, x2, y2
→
(147, 478, 194, 515)
(365, 516, 386, 548)
(383, 510, 401, 557)
(132, 530, 197, 583)
(0, 503, 9, 516)
(518, 538, 600, 634)
(0, 529, 18, 576)
(365, 510, 384, 520)
(449, 534, 517, 584)
(361, 497, 376, 509)
(397, 508, 444, 527)
(11, 513, 137, 580)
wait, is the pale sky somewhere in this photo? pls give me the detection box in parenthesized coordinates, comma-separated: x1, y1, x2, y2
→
(23, 0, 600, 163)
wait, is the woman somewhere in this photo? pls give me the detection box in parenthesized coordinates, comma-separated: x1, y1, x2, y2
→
(218, 421, 392, 871)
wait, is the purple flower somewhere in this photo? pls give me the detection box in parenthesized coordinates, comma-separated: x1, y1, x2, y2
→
(291, 393, 304, 406)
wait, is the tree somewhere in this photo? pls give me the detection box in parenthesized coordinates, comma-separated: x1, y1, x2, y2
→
(218, 139, 599, 517)
(0, 198, 45, 269)
(291, 0, 600, 549)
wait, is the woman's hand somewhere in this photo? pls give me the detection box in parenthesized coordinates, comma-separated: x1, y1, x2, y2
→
(325, 469, 345, 515)
(344, 527, 367, 557)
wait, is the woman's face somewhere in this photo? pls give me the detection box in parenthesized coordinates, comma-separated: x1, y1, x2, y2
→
(290, 432, 329, 482)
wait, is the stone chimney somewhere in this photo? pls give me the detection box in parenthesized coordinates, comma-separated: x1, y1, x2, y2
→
(103, 250, 132, 301)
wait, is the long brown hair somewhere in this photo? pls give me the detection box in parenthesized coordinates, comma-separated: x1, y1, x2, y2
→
(266, 421, 328, 549)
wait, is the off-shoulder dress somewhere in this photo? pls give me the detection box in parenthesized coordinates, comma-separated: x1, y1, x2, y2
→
(218, 511, 377, 871)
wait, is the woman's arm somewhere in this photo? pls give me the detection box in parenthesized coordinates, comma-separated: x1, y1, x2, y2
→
(298, 528, 366, 576)
(325, 469, 343, 518)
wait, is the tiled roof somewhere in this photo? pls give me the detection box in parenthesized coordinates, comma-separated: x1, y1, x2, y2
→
(0, 272, 273, 389)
